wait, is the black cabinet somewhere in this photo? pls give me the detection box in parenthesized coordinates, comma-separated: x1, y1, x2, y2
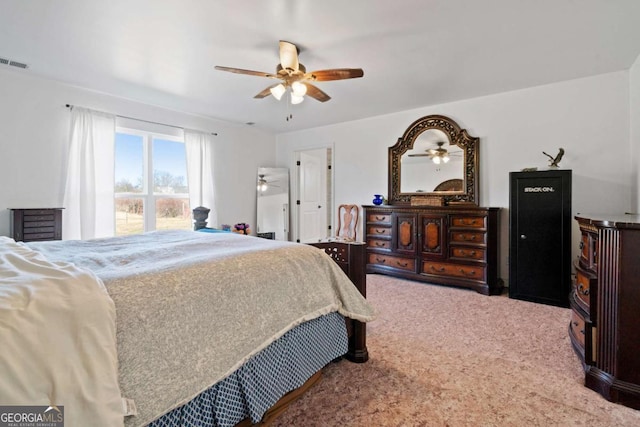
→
(509, 170, 572, 307)
(9, 208, 63, 242)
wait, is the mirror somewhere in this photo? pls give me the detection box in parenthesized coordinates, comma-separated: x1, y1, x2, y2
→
(400, 129, 464, 193)
(256, 167, 289, 240)
(388, 115, 479, 205)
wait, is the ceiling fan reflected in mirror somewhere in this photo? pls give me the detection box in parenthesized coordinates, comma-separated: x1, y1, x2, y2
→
(408, 141, 461, 164)
(215, 41, 364, 110)
(257, 174, 282, 192)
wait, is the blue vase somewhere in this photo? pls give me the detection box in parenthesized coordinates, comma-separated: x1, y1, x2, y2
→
(372, 194, 384, 205)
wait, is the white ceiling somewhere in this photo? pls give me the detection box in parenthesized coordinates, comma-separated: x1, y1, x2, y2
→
(2, 0, 640, 133)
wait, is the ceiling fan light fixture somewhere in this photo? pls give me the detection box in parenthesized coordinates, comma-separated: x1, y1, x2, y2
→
(442, 155, 450, 163)
(290, 93, 304, 105)
(291, 81, 307, 97)
(257, 175, 268, 192)
(270, 83, 286, 100)
(432, 156, 442, 165)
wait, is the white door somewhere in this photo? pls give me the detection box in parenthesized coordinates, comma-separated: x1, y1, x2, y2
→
(298, 149, 327, 243)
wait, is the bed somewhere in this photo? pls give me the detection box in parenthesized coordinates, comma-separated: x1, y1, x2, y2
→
(0, 230, 375, 426)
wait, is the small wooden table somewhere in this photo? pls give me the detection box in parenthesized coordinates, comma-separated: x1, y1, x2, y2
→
(307, 240, 368, 363)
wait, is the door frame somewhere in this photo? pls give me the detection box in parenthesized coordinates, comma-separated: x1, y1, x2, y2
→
(291, 145, 334, 243)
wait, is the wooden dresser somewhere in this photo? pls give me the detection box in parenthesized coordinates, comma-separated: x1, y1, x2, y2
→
(363, 205, 502, 295)
(9, 208, 63, 242)
(572, 214, 640, 409)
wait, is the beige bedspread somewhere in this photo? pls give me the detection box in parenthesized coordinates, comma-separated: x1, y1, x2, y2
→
(0, 237, 122, 427)
(29, 230, 375, 426)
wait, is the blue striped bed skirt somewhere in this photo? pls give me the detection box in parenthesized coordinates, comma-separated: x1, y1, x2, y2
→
(148, 311, 348, 427)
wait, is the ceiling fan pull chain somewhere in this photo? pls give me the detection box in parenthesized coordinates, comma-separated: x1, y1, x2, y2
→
(286, 90, 293, 121)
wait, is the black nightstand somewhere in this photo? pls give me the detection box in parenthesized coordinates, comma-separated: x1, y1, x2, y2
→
(9, 208, 63, 242)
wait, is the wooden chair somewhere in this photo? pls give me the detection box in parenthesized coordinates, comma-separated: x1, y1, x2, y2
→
(337, 204, 359, 241)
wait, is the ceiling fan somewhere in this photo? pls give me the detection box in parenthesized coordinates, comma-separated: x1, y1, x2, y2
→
(408, 142, 461, 164)
(215, 40, 364, 105)
(257, 174, 282, 192)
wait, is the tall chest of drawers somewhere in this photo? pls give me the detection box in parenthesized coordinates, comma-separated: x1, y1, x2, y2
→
(9, 208, 63, 242)
(363, 205, 502, 295)
(572, 214, 640, 410)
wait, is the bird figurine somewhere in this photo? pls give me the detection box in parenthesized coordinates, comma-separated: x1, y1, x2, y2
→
(543, 148, 564, 168)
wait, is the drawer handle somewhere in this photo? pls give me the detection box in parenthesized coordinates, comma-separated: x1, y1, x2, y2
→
(459, 269, 476, 276)
(459, 234, 477, 241)
(396, 261, 409, 267)
(577, 283, 590, 296)
(375, 257, 386, 263)
(375, 216, 386, 221)
(460, 219, 478, 226)
(375, 228, 386, 234)
(579, 241, 584, 250)
(374, 241, 386, 247)
(430, 265, 446, 273)
(458, 250, 477, 257)
(572, 321, 579, 327)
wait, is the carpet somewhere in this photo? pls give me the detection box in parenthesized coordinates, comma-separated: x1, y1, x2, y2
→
(273, 274, 640, 426)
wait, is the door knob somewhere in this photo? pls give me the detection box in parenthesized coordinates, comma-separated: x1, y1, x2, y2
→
(520, 234, 527, 240)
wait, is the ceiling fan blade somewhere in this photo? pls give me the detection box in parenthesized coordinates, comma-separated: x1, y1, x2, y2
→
(306, 68, 364, 81)
(408, 154, 431, 157)
(304, 83, 331, 102)
(215, 66, 279, 79)
(279, 40, 299, 73)
(254, 84, 279, 99)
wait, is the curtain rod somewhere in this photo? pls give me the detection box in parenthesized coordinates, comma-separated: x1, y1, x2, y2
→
(65, 104, 218, 136)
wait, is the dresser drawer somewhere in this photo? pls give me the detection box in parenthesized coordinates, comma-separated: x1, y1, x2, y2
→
(422, 261, 485, 280)
(367, 213, 391, 224)
(367, 225, 391, 237)
(450, 231, 486, 245)
(575, 267, 595, 310)
(450, 247, 486, 261)
(450, 215, 486, 229)
(367, 239, 391, 250)
(24, 213, 55, 223)
(570, 309, 586, 350)
(368, 253, 415, 272)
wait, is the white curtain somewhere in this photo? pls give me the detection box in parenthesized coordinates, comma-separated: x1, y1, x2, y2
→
(185, 129, 217, 227)
(62, 107, 115, 240)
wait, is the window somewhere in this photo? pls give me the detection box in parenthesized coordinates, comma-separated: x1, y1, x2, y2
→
(114, 128, 191, 235)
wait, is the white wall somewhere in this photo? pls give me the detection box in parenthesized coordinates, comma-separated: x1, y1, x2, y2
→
(631, 53, 640, 211)
(276, 71, 631, 285)
(0, 68, 276, 236)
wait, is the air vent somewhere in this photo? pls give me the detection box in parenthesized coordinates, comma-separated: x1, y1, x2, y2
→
(10, 60, 28, 69)
(0, 57, 28, 69)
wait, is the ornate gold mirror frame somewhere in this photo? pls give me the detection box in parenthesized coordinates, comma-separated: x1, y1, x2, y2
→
(388, 114, 479, 205)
